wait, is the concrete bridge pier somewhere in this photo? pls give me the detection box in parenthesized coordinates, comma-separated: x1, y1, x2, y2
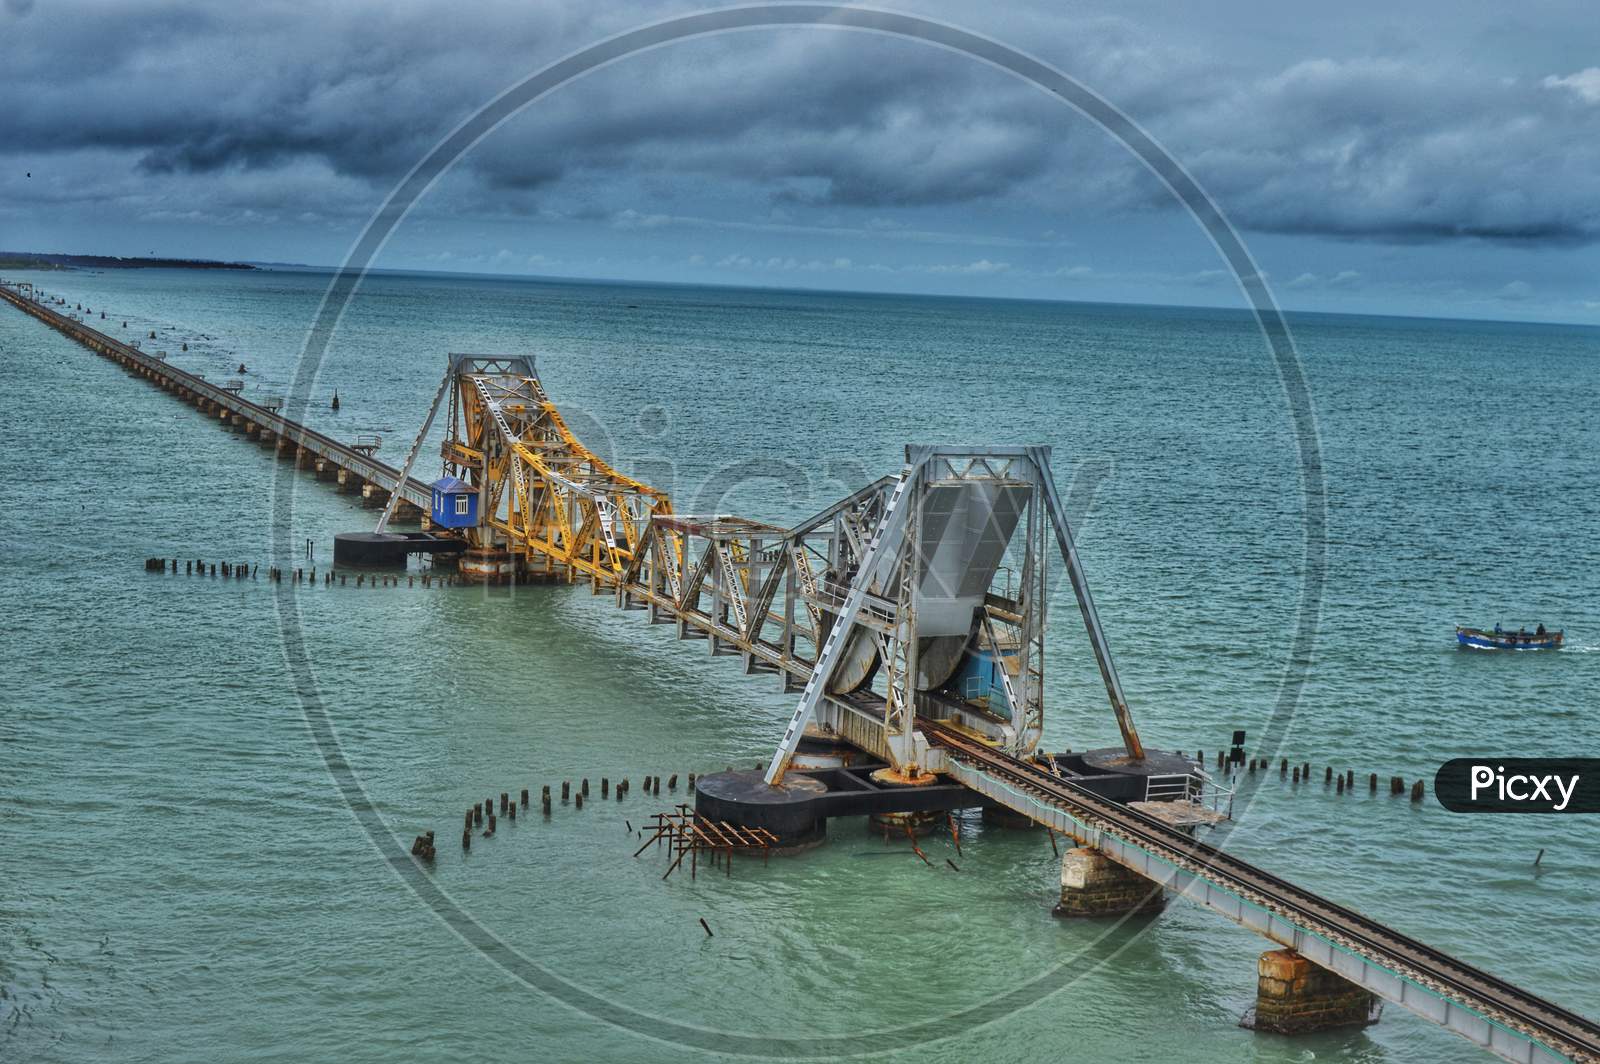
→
(360, 482, 389, 508)
(315, 458, 337, 481)
(228, 411, 244, 430)
(1244, 949, 1380, 1034)
(1054, 846, 1166, 918)
(296, 446, 316, 470)
(335, 468, 359, 493)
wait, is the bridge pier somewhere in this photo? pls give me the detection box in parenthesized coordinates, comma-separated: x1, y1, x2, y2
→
(459, 547, 514, 584)
(335, 468, 359, 493)
(360, 482, 389, 507)
(296, 446, 316, 470)
(1053, 846, 1166, 918)
(1244, 948, 1380, 1035)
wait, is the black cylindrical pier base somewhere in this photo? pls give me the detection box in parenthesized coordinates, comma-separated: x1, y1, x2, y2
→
(693, 771, 827, 851)
(332, 532, 411, 568)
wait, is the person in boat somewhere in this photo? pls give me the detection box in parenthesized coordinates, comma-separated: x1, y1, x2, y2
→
(1537, 623, 1547, 637)
(1494, 623, 1503, 635)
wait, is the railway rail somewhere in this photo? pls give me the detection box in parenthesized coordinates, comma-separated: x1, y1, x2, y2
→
(925, 720, 1600, 1064)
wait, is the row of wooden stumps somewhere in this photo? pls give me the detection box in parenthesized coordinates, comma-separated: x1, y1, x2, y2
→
(457, 774, 696, 853)
(143, 557, 459, 587)
(634, 805, 777, 880)
(1204, 748, 1426, 803)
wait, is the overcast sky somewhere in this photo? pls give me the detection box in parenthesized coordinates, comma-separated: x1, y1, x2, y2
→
(3, 0, 1598, 322)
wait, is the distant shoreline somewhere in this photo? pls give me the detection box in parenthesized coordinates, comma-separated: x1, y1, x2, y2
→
(0, 251, 255, 271)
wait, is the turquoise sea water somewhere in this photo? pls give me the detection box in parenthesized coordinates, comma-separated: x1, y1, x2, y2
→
(2, 266, 1597, 1063)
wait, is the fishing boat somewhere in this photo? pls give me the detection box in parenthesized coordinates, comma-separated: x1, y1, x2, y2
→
(1456, 625, 1564, 651)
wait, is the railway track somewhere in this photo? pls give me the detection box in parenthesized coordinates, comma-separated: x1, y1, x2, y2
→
(924, 721, 1600, 1063)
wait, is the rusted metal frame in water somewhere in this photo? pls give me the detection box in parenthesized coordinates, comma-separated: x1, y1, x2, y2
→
(635, 807, 776, 880)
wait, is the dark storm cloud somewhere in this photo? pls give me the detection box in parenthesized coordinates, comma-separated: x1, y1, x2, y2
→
(3, 0, 1599, 243)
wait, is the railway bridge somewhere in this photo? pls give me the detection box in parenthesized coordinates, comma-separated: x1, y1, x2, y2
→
(4, 278, 1595, 1064)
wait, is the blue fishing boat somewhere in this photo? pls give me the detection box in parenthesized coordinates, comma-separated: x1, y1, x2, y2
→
(1456, 625, 1563, 651)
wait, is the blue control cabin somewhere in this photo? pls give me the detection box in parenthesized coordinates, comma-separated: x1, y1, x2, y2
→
(430, 475, 478, 529)
(954, 641, 1019, 717)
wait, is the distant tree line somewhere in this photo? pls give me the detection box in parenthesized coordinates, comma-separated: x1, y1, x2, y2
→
(0, 251, 255, 270)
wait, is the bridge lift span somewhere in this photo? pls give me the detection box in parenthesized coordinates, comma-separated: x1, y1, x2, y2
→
(376, 353, 1153, 789)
